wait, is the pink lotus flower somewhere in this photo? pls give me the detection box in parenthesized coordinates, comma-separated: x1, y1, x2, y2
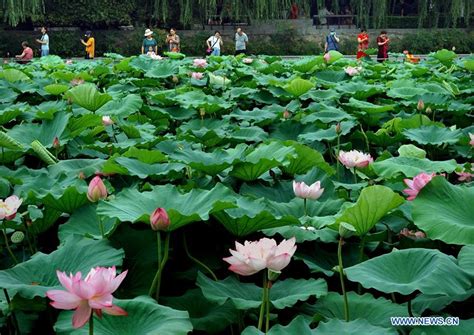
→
(293, 181, 324, 200)
(87, 176, 108, 202)
(403, 172, 435, 201)
(283, 110, 291, 119)
(191, 72, 203, 80)
(46, 266, 128, 329)
(338, 150, 373, 168)
(102, 116, 114, 126)
(469, 133, 474, 146)
(242, 58, 253, 64)
(223, 237, 296, 276)
(0, 195, 23, 220)
(456, 171, 474, 182)
(344, 66, 361, 76)
(399, 228, 426, 240)
(193, 58, 207, 68)
(323, 53, 331, 62)
(150, 208, 170, 231)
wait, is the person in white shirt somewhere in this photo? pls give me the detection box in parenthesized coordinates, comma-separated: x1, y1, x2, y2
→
(206, 31, 223, 56)
(36, 26, 49, 56)
(235, 27, 248, 55)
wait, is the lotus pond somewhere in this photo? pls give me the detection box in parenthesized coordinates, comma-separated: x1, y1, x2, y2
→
(0, 50, 473, 334)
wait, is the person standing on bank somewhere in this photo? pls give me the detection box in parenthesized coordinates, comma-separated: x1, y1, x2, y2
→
(141, 29, 158, 55)
(166, 28, 180, 52)
(376, 30, 390, 62)
(356, 28, 369, 59)
(324, 28, 340, 52)
(36, 27, 49, 57)
(206, 31, 223, 56)
(234, 27, 248, 55)
(81, 31, 95, 59)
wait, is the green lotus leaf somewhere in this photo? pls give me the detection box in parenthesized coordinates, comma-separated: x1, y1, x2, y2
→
(301, 104, 354, 124)
(0, 235, 124, 299)
(0, 87, 19, 104)
(412, 177, 474, 245)
(331, 186, 404, 236)
(95, 94, 143, 117)
(326, 50, 343, 64)
(114, 157, 185, 179)
(304, 292, 408, 328)
(242, 316, 315, 335)
(213, 196, 300, 236)
(298, 120, 356, 143)
(96, 183, 236, 230)
(145, 61, 179, 78)
(336, 82, 384, 99)
(463, 59, 474, 71)
(43, 84, 69, 96)
(344, 97, 395, 113)
(387, 86, 428, 99)
(314, 319, 397, 335)
(432, 49, 456, 64)
(209, 73, 232, 86)
(163, 289, 237, 334)
(284, 78, 314, 97)
(229, 142, 296, 181)
(300, 89, 341, 101)
(281, 141, 334, 175)
(372, 157, 457, 178)
(403, 125, 462, 146)
(412, 289, 474, 314)
(197, 273, 327, 310)
(65, 83, 112, 112)
(7, 111, 69, 148)
(163, 51, 186, 59)
(58, 204, 118, 241)
(292, 56, 323, 73)
(54, 296, 192, 335)
(345, 248, 472, 295)
(0, 68, 30, 82)
(397, 144, 426, 159)
(169, 144, 246, 176)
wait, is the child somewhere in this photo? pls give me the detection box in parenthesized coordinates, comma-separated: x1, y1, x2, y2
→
(147, 46, 162, 60)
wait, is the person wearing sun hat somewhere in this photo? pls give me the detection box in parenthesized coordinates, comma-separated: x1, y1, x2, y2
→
(141, 28, 158, 55)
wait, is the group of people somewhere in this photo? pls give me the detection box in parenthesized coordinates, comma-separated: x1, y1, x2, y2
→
(141, 27, 248, 57)
(15, 26, 95, 63)
(324, 28, 390, 62)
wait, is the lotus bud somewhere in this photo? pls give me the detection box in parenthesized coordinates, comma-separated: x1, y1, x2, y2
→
(87, 176, 108, 202)
(102, 115, 114, 126)
(417, 99, 424, 111)
(425, 106, 432, 114)
(150, 207, 170, 231)
(52, 137, 60, 149)
(283, 110, 291, 119)
(452, 46, 456, 51)
(172, 76, 179, 84)
(335, 123, 342, 134)
(199, 108, 206, 117)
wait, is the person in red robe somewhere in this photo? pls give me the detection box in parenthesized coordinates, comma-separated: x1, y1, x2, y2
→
(376, 31, 390, 62)
(357, 28, 369, 59)
(290, 2, 298, 19)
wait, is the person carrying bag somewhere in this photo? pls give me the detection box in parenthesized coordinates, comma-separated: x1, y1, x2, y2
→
(206, 31, 223, 56)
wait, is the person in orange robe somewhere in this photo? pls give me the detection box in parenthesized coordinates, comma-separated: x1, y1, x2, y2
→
(357, 28, 369, 59)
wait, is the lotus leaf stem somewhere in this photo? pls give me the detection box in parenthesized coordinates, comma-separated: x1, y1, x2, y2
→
(183, 233, 218, 281)
(338, 236, 350, 322)
(2, 228, 18, 265)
